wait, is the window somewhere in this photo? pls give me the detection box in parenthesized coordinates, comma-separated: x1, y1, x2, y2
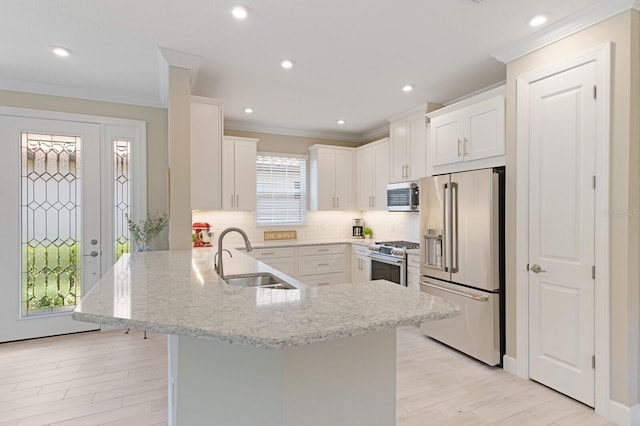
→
(256, 153, 307, 225)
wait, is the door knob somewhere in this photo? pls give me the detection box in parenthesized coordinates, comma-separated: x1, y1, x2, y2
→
(84, 251, 99, 257)
(530, 264, 546, 273)
(90, 239, 98, 245)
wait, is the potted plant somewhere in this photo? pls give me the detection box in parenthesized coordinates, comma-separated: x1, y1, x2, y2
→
(126, 212, 168, 252)
(363, 227, 373, 239)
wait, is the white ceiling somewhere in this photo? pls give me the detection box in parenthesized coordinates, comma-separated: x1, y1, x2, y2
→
(1, 0, 599, 141)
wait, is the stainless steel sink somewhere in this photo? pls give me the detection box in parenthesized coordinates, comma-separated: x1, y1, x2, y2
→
(224, 273, 296, 290)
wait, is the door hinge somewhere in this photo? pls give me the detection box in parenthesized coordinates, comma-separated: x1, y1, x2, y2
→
(592, 175, 596, 189)
(526, 263, 530, 271)
(593, 85, 597, 100)
(592, 355, 596, 369)
(592, 265, 596, 279)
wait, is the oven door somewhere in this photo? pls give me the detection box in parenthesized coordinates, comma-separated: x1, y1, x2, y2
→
(369, 254, 406, 286)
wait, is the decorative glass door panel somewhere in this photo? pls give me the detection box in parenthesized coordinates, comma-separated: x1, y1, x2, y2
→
(21, 132, 82, 316)
(114, 139, 131, 260)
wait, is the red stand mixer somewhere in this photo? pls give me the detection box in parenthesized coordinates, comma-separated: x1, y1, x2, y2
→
(192, 222, 214, 247)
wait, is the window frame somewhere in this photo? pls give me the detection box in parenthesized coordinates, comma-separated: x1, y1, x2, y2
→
(255, 151, 308, 226)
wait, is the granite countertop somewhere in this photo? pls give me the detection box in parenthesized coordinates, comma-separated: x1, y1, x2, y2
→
(72, 248, 459, 349)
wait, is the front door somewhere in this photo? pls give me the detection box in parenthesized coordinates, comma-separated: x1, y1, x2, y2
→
(528, 61, 596, 406)
(0, 116, 102, 341)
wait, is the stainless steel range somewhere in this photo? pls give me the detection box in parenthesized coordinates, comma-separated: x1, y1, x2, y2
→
(368, 241, 419, 287)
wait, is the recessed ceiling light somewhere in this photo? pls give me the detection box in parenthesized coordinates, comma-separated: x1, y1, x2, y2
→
(402, 84, 415, 93)
(281, 59, 294, 69)
(337, 119, 345, 125)
(231, 5, 248, 20)
(52, 46, 70, 57)
(243, 107, 254, 114)
(528, 13, 550, 27)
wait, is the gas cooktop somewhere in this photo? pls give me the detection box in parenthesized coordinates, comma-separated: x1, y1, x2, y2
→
(374, 241, 420, 250)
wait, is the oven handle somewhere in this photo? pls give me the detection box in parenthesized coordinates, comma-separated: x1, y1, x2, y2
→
(368, 253, 405, 265)
(420, 281, 489, 302)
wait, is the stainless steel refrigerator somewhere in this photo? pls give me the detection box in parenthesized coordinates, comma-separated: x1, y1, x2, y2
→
(419, 167, 504, 366)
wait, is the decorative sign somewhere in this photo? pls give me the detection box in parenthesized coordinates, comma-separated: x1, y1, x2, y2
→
(263, 230, 297, 241)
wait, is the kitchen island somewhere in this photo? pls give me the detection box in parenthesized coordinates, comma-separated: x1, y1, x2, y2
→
(72, 248, 459, 426)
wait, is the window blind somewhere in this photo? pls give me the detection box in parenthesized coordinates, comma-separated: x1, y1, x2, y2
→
(256, 154, 307, 225)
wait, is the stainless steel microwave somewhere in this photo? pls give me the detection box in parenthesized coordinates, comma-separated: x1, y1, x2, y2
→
(387, 181, 419, 212)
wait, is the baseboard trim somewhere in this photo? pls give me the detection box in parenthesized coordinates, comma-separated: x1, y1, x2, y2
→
(608, 400, 640, 426)
(502, 355, 517, 374)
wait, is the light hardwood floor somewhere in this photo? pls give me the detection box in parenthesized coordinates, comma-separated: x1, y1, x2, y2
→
(0, 327, 613, 426)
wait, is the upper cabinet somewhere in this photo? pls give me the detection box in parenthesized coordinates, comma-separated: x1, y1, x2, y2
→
(309, 145, 354, 211)
(190, 97, 223, 211)
(222, 136, 258, 211)
(427, 86, 505, 174)
(356, 138, 389, 210)
(388, 105, 437, 183)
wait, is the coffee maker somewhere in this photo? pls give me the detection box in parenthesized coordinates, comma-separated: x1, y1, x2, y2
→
(352, 218, 364, 239)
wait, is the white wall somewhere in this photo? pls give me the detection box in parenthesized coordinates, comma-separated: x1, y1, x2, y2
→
(191, 210, 420, 246)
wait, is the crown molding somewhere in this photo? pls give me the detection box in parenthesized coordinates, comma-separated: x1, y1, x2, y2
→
(0, 78, 164, 108)
(360, 124, 389, 142)
(492, 0, 639, 63)
(157, 47, 202, 107)
(224, 119, 367, 143)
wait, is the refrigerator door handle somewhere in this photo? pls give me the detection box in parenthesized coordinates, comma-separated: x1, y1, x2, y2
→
(451, 182, 459, 273)
(443, 182, 452, 272)
(421, 281, 489, 302)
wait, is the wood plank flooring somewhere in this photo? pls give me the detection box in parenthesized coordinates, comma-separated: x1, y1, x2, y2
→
(0, 326, 613, 425)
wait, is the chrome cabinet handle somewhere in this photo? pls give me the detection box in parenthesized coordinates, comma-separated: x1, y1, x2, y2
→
(463, 137, 468, 157)
(231, 194, 234, 208)
(406, 164, 410, 178)
(236, 194, 239, 208)
(530, 264, 546, 273)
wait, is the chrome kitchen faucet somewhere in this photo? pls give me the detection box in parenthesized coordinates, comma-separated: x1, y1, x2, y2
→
(215, 227, 252, 278)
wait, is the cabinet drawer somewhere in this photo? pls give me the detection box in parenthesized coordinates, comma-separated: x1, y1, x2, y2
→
(407, 253, 420, 268)
(351, 244, 369, 257)
(301, 272, 347, 286)
(260, 257, 296, 278)
(299, 244, 345, 256)
(251, 247, 295, 259)
(298, 254, 346, 276)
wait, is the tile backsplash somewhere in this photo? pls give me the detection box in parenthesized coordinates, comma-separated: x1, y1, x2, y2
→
(192, 210, 420, 245)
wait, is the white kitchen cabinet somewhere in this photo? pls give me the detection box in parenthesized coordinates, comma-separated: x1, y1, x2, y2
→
(356, 138, 389, 210)
(389, 108, 428, 183)
(249, 247, 297, 278)
(298, 244, 347, 285)
(222, 136, 258, 211)
(351, 244, 371, 283)
(309, 145, 354, 210)
(407, 252, 420, 292)
(190, 97, 223, 211)
(428, 86, 505, 172)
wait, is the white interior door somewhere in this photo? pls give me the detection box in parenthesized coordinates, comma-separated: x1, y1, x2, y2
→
(528, 61, 596, 406)
(0, 116, 101, 342)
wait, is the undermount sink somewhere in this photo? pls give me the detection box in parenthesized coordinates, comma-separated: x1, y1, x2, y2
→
(224, 273, 297, 290)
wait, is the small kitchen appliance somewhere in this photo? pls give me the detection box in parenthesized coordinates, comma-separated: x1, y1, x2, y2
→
(192, 222, 214, 247)
(387, 181, 419, 212)
(368, 241, 420, 286)
(352, 218, 364, 239)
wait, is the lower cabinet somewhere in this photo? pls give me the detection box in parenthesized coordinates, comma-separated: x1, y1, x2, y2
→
(249, 247, 297, 278)
(407, 252, 420, 292)
(298, 244, 347, 285)
(351, 245, 371, 283)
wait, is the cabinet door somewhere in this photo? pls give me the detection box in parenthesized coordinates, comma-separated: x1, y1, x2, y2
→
(316, 148, 336, 210)
(465, 96, 505, 161)
(407, 267, 420, 292)
(430, 113, 463, 166)
(334, 149, 353, 210)
(357, 147, 373, 210)
(372, 141, 389, 210)
(407, 114, 426, 180)
(221, 138, 235, 210)
(389, 119, 408, 182)
(233, 139, 257, 211)
(191, 102, 222, 210)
